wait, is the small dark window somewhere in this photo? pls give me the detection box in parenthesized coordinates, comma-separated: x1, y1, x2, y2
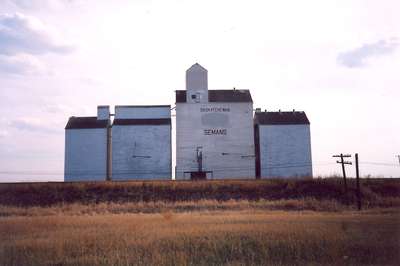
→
(191, 94, 196, 99)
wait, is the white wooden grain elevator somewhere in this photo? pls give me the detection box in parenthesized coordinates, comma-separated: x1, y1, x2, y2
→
(112, 105, 172, 180)
(64, 64, 313, 181)
(254, 110, 312, 178)
(64, 106, 111, 181)
(175, 63, 256, 179)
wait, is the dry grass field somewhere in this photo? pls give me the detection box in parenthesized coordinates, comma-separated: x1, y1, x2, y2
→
(0, 179, 399, 265)
(0, 178, 399, 207)
(0, 207, 399, 266)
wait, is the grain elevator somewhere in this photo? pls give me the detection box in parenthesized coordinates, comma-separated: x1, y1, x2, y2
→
(64, 63, 313, 181)
(175, 63, 256, 179)
(112, 105, 172, 180)
(254, 110, 312, 178)
(64, 105, 171, 181)
(64, 106, 111, 181)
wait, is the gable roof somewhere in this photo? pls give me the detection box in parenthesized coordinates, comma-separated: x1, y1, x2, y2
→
(175, 89, 253, 103)
(65, 117, 109, 129)
(254, 111, 310, 125)
(187, 63, 207, 72)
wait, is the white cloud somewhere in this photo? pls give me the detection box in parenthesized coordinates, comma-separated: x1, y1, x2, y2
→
(0, 130, 9, 138)
(0, 12, 74, 55)
(42, 103, 73, 114)
(8, 117, 61, 134)
(7, 0, 76, 10)
(0, 53, 47, 75)
(0, 12, 74, 74)
(337, 38, 399, 68)
(0, 1, 399, 179)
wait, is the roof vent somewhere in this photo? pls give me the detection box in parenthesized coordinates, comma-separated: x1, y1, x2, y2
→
(255, 108, 261, 113)
(97, 106, 110, 120)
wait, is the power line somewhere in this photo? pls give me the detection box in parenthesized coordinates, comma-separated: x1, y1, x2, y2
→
(359, 162, 400, 167)
(0, 160, 398, 177)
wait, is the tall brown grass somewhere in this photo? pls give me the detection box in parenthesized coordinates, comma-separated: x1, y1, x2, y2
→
(0, 209, 399, 265)
(0, 178, 399, 207)
(0, 178, 399, 265)
(1, 197, 400, 218)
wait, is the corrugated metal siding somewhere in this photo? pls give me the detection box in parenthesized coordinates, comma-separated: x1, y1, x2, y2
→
(111, 124, 172, 180)
(115, 106, 171, 119)
(64, 128, 108, 181)
(258, 124, 312, 178)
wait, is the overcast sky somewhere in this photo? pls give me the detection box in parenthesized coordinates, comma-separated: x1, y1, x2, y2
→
(0, 0, 399, 181)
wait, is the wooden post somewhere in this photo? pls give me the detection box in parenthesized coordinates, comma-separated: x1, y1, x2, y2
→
(106, 122, 112, 181)
(355, 153, 361, 210)
(333, 154, 352, 195)
(340, 154, 348, 194)
(333, 154, 352, 205)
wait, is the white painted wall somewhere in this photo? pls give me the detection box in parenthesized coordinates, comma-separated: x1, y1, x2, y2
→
(258, 124, 312, 178)
(186, 63, 208, 103)
(112, 125, 171, 180)
(176, 102, 255, 179)
(115, 106, 170, 119)
(64, 128, 107, 181)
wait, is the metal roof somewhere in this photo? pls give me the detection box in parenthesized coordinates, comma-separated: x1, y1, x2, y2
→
(115, 105, 171, 108)
(113, 118, 171, 126)
(254, 111, 310, 125)
(65, 117, 109, 129)
(176, 89, 253, 103)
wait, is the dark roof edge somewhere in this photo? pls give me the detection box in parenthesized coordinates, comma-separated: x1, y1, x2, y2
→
(175, 90, 253, 103)
(113, 118, 171, 126)
(258, 122, 311, 125)
(174, 89, 252, 91)
(66, 127, 108, 130)
(65, 116, 109, 129)
(254, 111, 310, 125)
(115, 105, 171, 108)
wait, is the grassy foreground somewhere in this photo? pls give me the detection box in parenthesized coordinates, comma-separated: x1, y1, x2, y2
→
(0, 179, 399, 265)
(0, 208, 399, 266)
(1, 178, 399, 207)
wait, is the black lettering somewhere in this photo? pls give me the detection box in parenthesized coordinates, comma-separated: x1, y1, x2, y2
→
(204, 128, 227, 135)
(200, 107, 231, 112)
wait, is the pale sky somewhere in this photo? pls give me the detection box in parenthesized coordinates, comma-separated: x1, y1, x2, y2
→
(0, 0, 399, 182)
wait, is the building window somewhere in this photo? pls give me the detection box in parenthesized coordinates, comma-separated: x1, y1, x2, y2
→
(191, 93, 200, 103)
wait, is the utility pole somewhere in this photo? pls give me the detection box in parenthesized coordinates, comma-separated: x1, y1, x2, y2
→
(355, 153, 361, 210)
(106, 114, 113, 181)
(333, 154, 352, 194)
(396, 155, 400, 165)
